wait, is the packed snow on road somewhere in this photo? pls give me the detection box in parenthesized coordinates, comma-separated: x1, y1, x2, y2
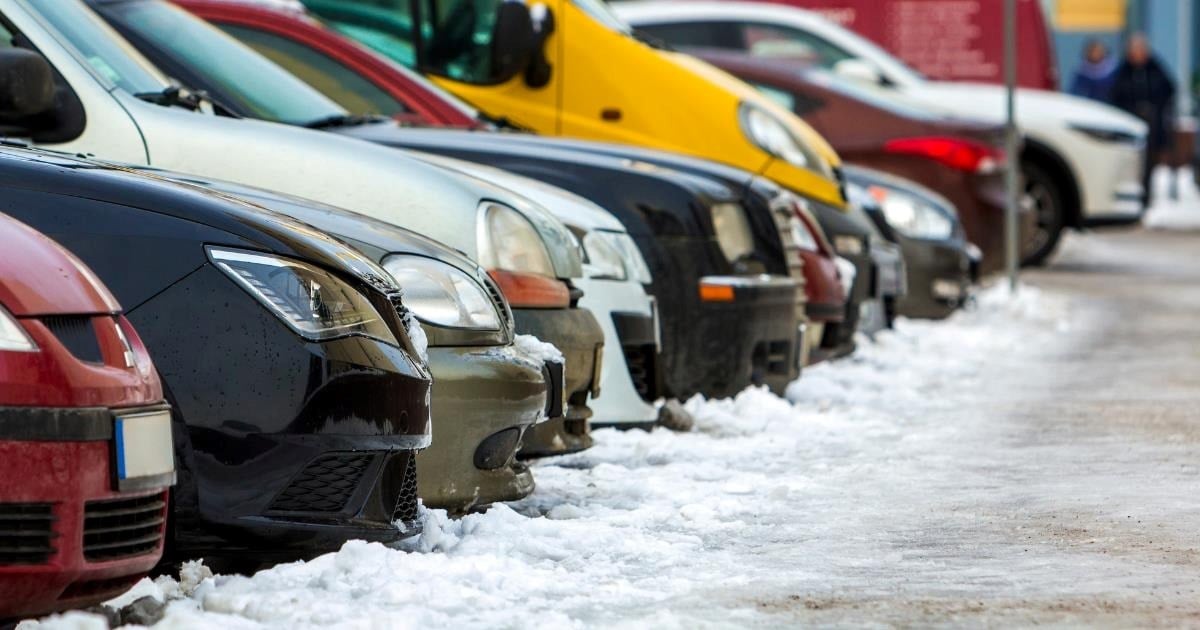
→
(20, 284, 1107, 629)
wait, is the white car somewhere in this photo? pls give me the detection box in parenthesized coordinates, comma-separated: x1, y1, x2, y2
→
(412, 152, 663, 428)
(617, 0, 1150, 264)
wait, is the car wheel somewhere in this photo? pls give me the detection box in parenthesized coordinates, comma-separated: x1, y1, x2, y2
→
(1021, 160, 1065, 266)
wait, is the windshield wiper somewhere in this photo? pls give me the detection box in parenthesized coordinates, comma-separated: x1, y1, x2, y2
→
(134, 84, 205, 111)
(304, 113, 390, 129)
(473, 111, 529, 132)
(632, 29, 672, 51)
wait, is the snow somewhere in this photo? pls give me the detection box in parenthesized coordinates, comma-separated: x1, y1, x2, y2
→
(511, 333, 565, 364)
(18, 280, 1081, 630)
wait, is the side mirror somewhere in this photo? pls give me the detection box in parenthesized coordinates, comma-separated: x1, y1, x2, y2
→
(0, 48, 56, 127)
(833, 58, 884, 86)
(490, 1, 537, 82)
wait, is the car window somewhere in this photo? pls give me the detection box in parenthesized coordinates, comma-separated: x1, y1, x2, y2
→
(103, 1, 347, 125)
(21, 0, 170, 94)
(740, 22, 854, 68)
(219, 23, 413, 117)
(636, 21, 742, 49)
(303, 0, 420, 69)
(417, 0, 500, 83)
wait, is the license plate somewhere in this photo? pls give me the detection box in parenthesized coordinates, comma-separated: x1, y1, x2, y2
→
(114, 409, 175, 491)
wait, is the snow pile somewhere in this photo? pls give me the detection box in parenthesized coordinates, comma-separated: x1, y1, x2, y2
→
(37, 284, 1071, 628)
(511, 334, 565, 364)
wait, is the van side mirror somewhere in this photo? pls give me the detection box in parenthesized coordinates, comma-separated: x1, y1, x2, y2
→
(833, 58, 884, 86)
(490, 1, 554, 87)
(490, 2, 537, 82)
(0, 48, 56, 130)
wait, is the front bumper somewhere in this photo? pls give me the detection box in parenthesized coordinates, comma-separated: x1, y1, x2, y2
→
(0, 404, 171, 619)
(130, 265, 432, 560)
(576, 276, 659, 428)
(512, 305, 605, 458)
(683, 275, 801, 398)
(1075, 134, 1145, 222)
(418, 345, 548, 514)
(895, 235, 975, 319)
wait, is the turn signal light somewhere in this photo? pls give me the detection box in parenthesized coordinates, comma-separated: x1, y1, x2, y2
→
(883, 137, 1005, 174)
(699, 282, 736, 303)
(488, 270, 570, 309)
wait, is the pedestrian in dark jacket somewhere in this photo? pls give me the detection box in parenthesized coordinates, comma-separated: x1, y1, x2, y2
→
(1110, 33, 1176, 205)
(1069, 40, 1117, 102)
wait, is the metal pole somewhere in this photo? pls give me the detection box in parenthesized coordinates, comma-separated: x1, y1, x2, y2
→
(1004, 0, 1019, 293)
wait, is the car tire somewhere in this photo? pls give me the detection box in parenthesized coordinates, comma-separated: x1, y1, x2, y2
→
(1021, 160, 1065, 267)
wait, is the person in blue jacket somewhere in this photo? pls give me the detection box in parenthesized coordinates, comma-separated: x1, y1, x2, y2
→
(1069, 39, 1118, 102)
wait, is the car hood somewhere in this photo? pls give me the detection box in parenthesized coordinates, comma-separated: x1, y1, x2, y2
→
(409, 151, 624, 234)
(0, 213, 122, 317)
(0, 146, 399, 294)
(132, 165, 486, 278)
(915, 82, 1148, 135)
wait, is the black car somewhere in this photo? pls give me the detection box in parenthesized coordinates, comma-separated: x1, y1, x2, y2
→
(0, 142, 431, 563)
(843, 165, 978, 320)
(133, 168, 559, 515)
(92, 0, 803, 400)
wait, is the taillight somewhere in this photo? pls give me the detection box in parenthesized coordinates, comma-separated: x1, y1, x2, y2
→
(883, 137, 1004, 174)
(487, 270, 571, 309)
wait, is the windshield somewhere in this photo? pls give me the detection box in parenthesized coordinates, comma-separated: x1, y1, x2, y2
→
(105, 0, 347, 125)
(21, 0, 170, 94)
(813, 15, 926, 86)
(571, 0, 631, 34)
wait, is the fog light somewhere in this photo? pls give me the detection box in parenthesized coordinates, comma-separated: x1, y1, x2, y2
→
(474, 427, 522, 470)
(931, 279, 964, 301)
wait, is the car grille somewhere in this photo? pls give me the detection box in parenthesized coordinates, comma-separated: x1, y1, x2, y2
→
(768, 196, 811, 324)
(622, 345, 659, 403)
(41, 315, 103, 363)
(0, 502, 57, 565)
(391, 455, 419, 525)
(270, 453, 374, 514)
(82, 493, 165, 562)
(482, 274, 514, 335)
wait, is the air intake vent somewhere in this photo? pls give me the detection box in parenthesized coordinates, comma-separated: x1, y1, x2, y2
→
(391, 455, 419, 526)
(622, 345, 660, 403)
(482, 274, 514, 334)
(0, 502, 57, 565)
(41, 315, 103, 363)
(83, 493, 165, 562)
(270, 453, 373, 513)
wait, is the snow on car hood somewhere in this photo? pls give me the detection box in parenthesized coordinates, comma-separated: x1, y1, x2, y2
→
(913, 82, 1148, 135)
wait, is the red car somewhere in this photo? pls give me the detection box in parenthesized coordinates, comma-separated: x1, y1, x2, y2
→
(0, 214, 173, 620)
(178, 0, 478, 127)
(788, 197, 846, 363)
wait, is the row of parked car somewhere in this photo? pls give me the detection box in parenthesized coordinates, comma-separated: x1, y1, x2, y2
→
(0, 0, 1148, 621)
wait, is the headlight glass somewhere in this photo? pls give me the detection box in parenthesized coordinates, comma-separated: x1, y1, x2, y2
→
(738, 102, 826, 175)
(711, 202, 757, 263)
(610, 232, 653, 284)
(833, 235, 864, 256)
(477, 202, 557, 277)
(382, 255, 501, 331)
(867, 185, 954, 240)
(0, 306, 35, 352)
(208, 247, 397, 345)
(581, 231, 627, 281)
(1068, 123, 1143, 145)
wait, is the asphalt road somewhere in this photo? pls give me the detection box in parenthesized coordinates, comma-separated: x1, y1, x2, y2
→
(759, 225, 1200, 627)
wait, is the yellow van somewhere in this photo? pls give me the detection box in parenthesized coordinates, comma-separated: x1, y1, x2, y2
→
(304, 0, 847, 209)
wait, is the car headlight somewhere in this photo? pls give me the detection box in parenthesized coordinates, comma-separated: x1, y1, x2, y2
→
(581, 230, 653, 283)
(476, 202, 557, 277)
(833, 235, 864, 256)
(208, 246, 398, 346)
(381, 255, 501, 331)
(581, 230, 627, 281)
(738, 102, 825, 174)
(866, 184, 954, 240)
(0, 306, 35, 352)
(711, 202, 756, 263)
